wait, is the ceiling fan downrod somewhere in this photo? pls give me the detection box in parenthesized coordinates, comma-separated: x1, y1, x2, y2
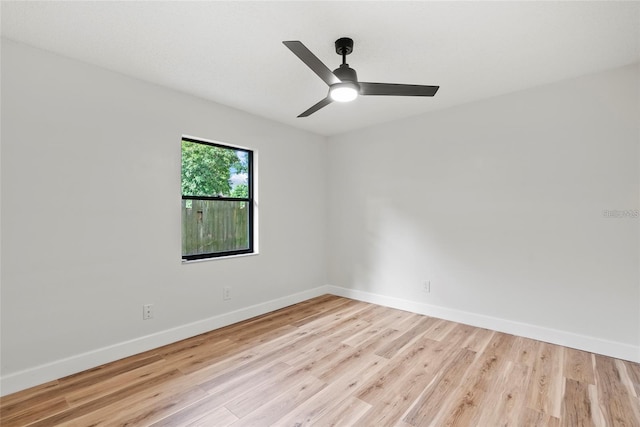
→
(335, 37, 354, 66)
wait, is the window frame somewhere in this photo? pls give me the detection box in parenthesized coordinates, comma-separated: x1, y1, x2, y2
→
(181, 136, 254, 261)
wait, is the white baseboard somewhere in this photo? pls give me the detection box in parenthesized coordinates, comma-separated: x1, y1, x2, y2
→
(0, 285, 331, 396)
(326, 285, 640, 363)
(3, 283, 638, 396)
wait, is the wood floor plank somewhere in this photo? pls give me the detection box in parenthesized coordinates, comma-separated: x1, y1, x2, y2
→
(185, 406, 238, 427)
(0, 396, 69, 427)
(288, 327, 394, 379)
(0, 380, 61, 415)
(227, 374, 326, 427)
(272, 353, 385, 426)
(588, 383, 607, 427)
(196, 331, 319, 392)
(511, 335, 540, 367)
(151, 394, 235, 427)
(232, 317, 312, 345)
(356, 336, 440, 405)
(623, 359, 640, 397)
(290, 297, 362, 328)
(185, 328, 311, 388)
(26, 369, 186, 427)
(564, 347, 596, 384)
(286, 341, 355, 376)
(460, 326, 494, 353)
(2, 351, 164, 423)
(310, 396, 371, 427)
(616, 359, 640, 400)
(58, 352, 164, 391)
(421, 318, 458, 341)
(355, 338, 470, 427)
(562, 378, 596, 427)
(304, 346, 372, 381)
(296, 304, 372, 340)
(316, 347, 384, 384)
(484, 331, 518, 360)
(2, 295, 639, 427)
(152, 363, 291, 426)
(223, 364, 321, 419)
(64, 356, 169, 407)
(519, 408, 562, 427)
(439, 323, 477, 348)
(475, 361, 532, 427)
(311, 312, 373, 348)
(428, 332, 516, 426)
(180, 349, 258, 387)
(340, 305, 408, 348)
(402, 348, 476, 426)
(525, 341, 565, 419)
(70, 382, 207, 427)
(374, 316, 436, 359)
(164, 338, 244, 375)
(350, 326, 402, 355)
(594, 354, 640, 426)
(157, 361, 291, 426)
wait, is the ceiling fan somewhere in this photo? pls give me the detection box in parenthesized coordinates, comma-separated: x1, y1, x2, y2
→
(283, 37, 439, 117)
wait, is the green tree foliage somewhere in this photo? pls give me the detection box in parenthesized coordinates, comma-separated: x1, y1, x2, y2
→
(230, 183, 249, 198)
(181, 141, 247, 196)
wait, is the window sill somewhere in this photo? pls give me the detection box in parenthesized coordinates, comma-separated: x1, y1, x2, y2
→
(181, 251, 259, 264)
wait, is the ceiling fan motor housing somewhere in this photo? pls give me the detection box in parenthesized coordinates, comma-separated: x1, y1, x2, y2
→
(333, 64, 359, 84)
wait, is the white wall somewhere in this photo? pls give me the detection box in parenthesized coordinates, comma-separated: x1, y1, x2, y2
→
(0, 39, 328, 394)
(327, 63, 640, 360)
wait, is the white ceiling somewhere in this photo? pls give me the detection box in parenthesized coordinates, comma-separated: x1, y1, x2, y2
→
(2, 1, 639, 137)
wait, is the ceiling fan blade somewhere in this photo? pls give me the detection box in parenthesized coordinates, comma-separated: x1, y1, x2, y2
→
(283, 41, 341, 87)
(360, 82, 439, 97)
(298, 97, 333, 117)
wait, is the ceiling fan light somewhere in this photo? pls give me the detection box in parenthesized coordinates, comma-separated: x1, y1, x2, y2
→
(330, 82, 359, 102)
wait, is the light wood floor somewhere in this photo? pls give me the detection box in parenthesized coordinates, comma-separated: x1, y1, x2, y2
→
(2, 295, 639, 426)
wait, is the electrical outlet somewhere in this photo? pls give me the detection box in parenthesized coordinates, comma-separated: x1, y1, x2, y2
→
(223, 287, 231, 301)
(423, 281, 431, 293)
(143, 304, 154, 320)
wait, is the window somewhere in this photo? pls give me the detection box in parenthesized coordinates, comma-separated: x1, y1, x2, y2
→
(181, 137, 254, 260)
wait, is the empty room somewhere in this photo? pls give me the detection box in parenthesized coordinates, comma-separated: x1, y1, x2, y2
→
(1, 1, 639, 426)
